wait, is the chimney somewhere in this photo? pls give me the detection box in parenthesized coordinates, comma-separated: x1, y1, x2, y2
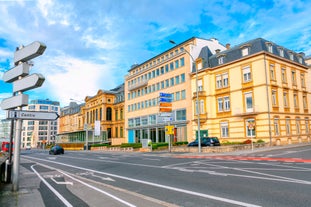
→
(215, 49, 221, 54)
(226, 43, 231, 49)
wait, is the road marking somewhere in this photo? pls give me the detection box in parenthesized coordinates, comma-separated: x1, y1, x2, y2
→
(30, 165, 73, 207)
(24, 156, 261, 207)
(51, 177, 73, 185)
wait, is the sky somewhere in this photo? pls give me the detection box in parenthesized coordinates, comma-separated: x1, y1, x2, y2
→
(0, 0, 310, 119)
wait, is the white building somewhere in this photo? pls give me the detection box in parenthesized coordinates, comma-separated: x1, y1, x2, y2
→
(22, 99, 60, 148)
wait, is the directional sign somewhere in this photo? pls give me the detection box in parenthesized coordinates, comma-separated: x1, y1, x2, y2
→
(160, 92, 172, 98)
(0, 94, 29, 110)
(13, 73, 45, 93)
(159, 97, 172, 103)
(160, 102, 172, 107)
(14, 41, 46, 65)
(2, 62, 30, 83)
(159, 107, 172, 112)
(7, 110, 59, 120)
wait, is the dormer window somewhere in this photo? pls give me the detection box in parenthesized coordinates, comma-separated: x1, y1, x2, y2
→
(241, 47, 249, 56)
(218, 56, 224, 65)
(278, 47, 284, 57)
(266, 42, 273, 53)
(298, 56, 302, 64)
(289, 52, 294, 60)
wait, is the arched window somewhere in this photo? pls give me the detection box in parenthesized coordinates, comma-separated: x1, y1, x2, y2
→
(106, 107, 112, 121)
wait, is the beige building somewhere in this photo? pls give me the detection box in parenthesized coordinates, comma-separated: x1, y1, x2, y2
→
(124, 37, 226, 143)
(191, 38, 310, 145)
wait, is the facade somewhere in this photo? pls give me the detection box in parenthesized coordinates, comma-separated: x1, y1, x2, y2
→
(124, 37, 226, 143)
(58, 84, 125, 146)
(191, 38, 311, 145)
(0, 119, 11, 140)
(22, 99, 60, 148)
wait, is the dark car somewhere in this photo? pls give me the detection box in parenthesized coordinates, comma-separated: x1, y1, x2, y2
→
(188, 137, 221, 147)
(49, 145, 64, 155)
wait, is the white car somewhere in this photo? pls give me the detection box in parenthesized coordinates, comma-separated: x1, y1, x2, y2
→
(26, 146, 31, 150)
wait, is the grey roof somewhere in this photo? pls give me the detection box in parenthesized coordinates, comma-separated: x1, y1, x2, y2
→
(207, 38, 307, 68)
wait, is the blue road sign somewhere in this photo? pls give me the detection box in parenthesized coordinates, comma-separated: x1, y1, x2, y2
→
(159, 92, 172, 98)
(159, 97, 172, 103)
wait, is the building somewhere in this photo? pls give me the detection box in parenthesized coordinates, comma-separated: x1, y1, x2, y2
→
(190, 38, 310, 145)
(124, 37, 226, 143)
(0, 119, 11, 141)
(21, 99, 60, 148)
(58, 83, 125, 146)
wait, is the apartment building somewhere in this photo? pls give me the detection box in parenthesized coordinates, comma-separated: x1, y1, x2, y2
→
(191, 38, 310, 145)
(22, 99, 60, 148)
(124, 37, 226, 143)
(58, 83, 125, 146)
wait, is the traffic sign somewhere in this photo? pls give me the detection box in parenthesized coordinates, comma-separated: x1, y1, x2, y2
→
(159, 97, 172, 103)
(158, 112, 173, 117)
(160, 92, 172, 98)
(160, 102, 172, 107)
(0, 94, 29, 110)
(165, 125, 174, 135)
(13, 73, 45, 93)
(14, 41, 46, 65)
(159, 107, 172, 112)
(2, 62, 30, 83)
(7, 110, 59, 120)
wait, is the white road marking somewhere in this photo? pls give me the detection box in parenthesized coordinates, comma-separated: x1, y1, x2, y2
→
(24, 156, 261, 207)
(30, 165, 73, 207)
(50, 177, 73, 185)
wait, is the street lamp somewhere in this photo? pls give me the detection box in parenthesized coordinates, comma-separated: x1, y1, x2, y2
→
(169, 40, 201, 153)
(70, 98, 89, 150)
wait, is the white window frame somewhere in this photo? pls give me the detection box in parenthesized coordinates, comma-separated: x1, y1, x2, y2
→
(220, 122, 229, 137)
(245, 92, 253, 112)
(243, 66, 251, 83)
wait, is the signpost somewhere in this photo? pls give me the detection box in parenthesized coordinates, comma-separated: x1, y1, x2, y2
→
(0, 41, 48, 192)
(7, 110, 59, 120)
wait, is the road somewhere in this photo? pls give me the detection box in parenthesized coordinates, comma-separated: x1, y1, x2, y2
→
(21, 145, 311, 207)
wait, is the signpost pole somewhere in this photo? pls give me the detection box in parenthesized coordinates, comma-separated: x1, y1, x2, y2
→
(12, 107, 22, 191)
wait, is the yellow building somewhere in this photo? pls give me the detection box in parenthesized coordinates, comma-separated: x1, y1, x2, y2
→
(124, 37, 226, 143)
(58, 84, 125, 146)
(191, 38, 311, 145)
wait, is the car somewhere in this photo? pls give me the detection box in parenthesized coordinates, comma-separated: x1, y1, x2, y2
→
(49, 145, 64, 155)
(188, 137, 221, 147)
(25, 146, 31, 150)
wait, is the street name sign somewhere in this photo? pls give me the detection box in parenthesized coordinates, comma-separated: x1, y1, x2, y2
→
(0, 94, 29, 110)
(13, 73, 45, 93)
(7, 110, 59, 120)
(2, 62, 30, 83)
(14, 41, 46, 65)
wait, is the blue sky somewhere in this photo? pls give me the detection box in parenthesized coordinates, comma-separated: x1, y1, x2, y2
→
(0, 0, 310, 118)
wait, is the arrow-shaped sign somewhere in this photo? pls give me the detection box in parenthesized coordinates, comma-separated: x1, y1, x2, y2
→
(2, 62, 30, 83)
(7, 110, 59, 120)
(13, 73, 45, 93)
(14, 41, 46, 65)
(0, 94, 29, 110)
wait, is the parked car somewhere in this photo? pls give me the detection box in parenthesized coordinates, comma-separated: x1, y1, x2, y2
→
(25, 145, 31, 150)
(188, 137, 221, 147)
(49, 145, 64, 155)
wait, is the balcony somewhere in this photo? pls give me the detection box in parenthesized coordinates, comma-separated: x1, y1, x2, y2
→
(128, 79, 148, 91)
(193, 113, 208, 123)
(233, 105, 260, 117)
(192, 90, 207, 98)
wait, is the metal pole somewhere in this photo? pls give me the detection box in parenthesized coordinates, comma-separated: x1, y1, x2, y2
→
(12, 112, 22, 191)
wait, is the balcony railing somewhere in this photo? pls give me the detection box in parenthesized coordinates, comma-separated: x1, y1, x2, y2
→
(128, 79, 148, 91)
(192, 90, 207, 98)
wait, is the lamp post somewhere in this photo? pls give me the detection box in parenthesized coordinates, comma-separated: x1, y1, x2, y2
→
(169, 40, 201, 153)
(70, 98, 89, 150)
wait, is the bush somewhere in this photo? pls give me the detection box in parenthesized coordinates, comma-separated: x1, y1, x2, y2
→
(91, 143, 110, 147)
(120, 143, 142, 149)
(173, 141, 188, 146)
(257, 139, 265, 143)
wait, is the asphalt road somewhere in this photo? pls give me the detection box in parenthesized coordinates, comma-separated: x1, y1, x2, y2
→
(21, 145, 311, 207)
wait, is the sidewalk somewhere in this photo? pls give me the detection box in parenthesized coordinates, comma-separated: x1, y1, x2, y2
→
(0, 159, 45, 207)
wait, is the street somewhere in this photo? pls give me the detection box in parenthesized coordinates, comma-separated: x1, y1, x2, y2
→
(21, 145, 311, 207)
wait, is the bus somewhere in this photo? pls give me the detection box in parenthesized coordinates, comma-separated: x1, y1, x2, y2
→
(1, 142, 14, 152)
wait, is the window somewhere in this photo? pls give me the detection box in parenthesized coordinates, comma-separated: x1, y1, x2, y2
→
(40, 105, 49, 110)
(301, 74, 306, 88)
(298, 57, 302, 64)
(175, 60, 179, 68)
(175, 76, 180, 84)
(270, 64, 275, 80)
(283, 91, 289, 107)
(180, 57, 185, 67)
(218, 98, 223, 112)
(218, 56, 224, 65)
(246, 119, 256, 137)
(221, 122, 229, 137)
(289, 52, 294, 60)
(245, 92, 253, 112)
(224, 96, 230, 111)
(293, 93, 298, 108)
(281, 68, 287, 83)
(181, 90, 186, 99)
(106, 107, 112, 121)
(272, 90, 277, 106)
(128, 119, 134, 127)
(170, 77, 175, 86)
(120, 127, 124, 137)
(141, 116, 148, 125)
(279, 48, 284, 57)
(160, 67, 164, 74)
(195, 100, 204, 115)
(200, 100, 204, 114)
(181, 73, 185, 82)
(291, 70, 297, 85)
(198, 79, 203, 91)
(176, 109, 186, 121)
(135, 118, 140, 126)
(165, 64, 169, 73)
(285, 118, 291, 135)
(243, 66, 251, 82)
(303, 95, 307, 109)
(176, 91, 180, 101)
(296, 118, 301, 134)
(149, 115, 156, 124)
(223, 73, 228, 87)
(170, 62, 174, 71)
(267, 43, 273, 53)
(274, 117, 280, 136)
(241, 47, 249, 56)
(161, 81, 165, 89)
(218, 96, 230, 112)
(305, 118, 309, 134)
(165, 79, 169, 88)
(216, 75, 222, 89)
